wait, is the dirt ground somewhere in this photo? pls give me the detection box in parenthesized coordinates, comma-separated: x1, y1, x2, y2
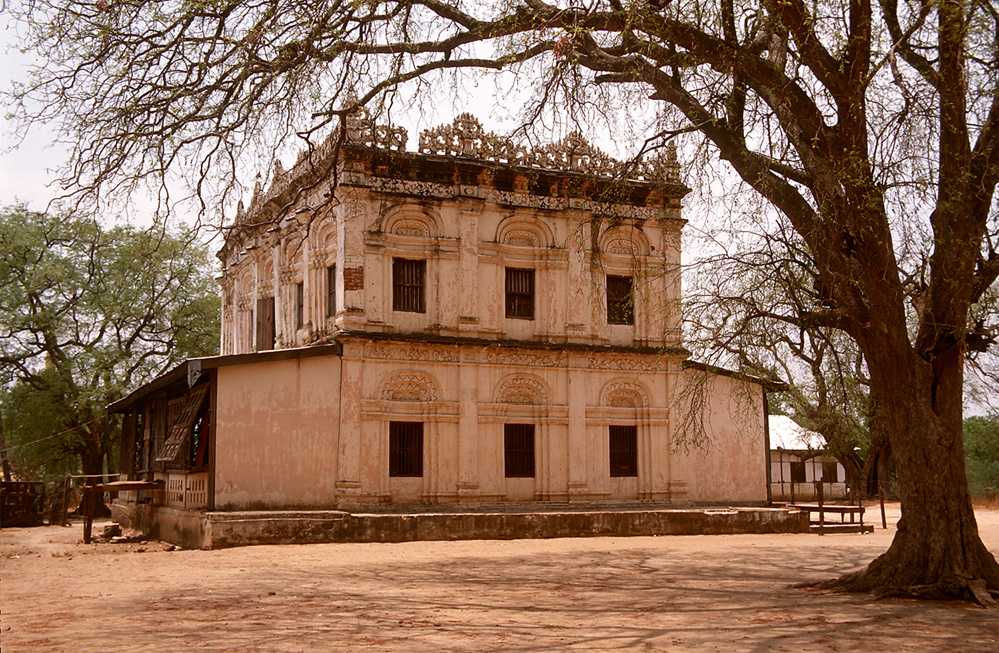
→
(2, 503, 998, 652)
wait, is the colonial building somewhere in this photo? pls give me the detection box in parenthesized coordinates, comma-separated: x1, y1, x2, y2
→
(110, 114, 772, 545)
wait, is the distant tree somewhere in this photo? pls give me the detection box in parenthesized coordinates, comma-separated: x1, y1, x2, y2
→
(684, 216, 897, 497)
(0, 206, 219, 484)
(8, 0, 999, 601)
(965, 416, 999, 500)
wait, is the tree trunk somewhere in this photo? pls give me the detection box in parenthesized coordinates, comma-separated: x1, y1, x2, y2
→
(858, 436, 891, 499)
(0, 411, 13, 482)
(822, 344, 999, 604)
(838, 450, 865, 502)
(77, 445, 110, 517)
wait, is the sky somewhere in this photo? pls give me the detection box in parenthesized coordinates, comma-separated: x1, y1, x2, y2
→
(2, 22, 995, 417)
(0, 42, 63, 211)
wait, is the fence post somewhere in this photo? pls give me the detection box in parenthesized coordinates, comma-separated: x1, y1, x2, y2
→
(817, 481, 825, 535)
(878, 481, 887, 529)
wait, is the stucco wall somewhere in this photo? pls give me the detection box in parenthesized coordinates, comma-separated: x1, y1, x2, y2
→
(209, 347, 767, 510)
(220, 183, 684, 356)
(333, 339, 685, 506)
(672, 369, 768, 504)
(214, 356, 341, 509)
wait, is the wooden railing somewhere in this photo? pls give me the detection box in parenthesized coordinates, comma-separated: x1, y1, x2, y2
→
(157, 471, 209, 510)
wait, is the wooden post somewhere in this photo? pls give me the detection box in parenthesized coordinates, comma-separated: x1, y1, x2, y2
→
(60, 475, 71, 526)
(857, 487, 865, 532)
(82, 485, 94, 543)
(817, 481, 825, 535)
(878, 481, 887, 529)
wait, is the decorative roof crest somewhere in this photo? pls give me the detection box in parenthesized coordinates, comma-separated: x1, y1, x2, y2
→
(235, 112, 680, 227)
(418, 114, 680, 182)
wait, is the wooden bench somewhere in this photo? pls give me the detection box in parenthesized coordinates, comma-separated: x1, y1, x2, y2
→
(791, 503, 874, 534)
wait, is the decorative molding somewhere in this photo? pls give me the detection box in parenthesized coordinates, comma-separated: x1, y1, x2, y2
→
(587, 355, 668, 372)
(390, 218, 432, 238)
(380, 371, 439, 402)
(601, 380, 650, 408)
(504, 229, 540, 247)
(365, 343, 459, 362)
(363, 176, 667, 219)
(495, 374, 549, 405)
(484, 348, 564, 368)
(605, 239, 639, 256)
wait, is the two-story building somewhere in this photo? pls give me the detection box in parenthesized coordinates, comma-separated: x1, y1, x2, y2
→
(109, 114, 773, 547)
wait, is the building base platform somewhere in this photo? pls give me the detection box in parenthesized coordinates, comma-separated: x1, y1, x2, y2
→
(112, 501, 810, 550)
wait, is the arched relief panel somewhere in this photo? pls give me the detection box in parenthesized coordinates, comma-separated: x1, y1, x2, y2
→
(599, 226, 651, 258)
(495, 374, 549, 405)
(381, 205, 443, 239)
(601, 379, 650, 409)
(311, 217, 338, 261)
(236, 269, 255, 305)
(258, 255, 276, 296)
(280, 237, 305, 280)
(380, 370, 440, 402)
(281, 234, 304, 263)
(496, 216, 554, 248)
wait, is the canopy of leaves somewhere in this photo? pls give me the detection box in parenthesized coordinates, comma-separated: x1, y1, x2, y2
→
(0, 205, 219, 481)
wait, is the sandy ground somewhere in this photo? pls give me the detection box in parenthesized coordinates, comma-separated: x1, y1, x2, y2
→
(2, 503, 998, 652)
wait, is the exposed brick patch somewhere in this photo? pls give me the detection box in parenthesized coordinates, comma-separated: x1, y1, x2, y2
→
(344, 266, 364, 290)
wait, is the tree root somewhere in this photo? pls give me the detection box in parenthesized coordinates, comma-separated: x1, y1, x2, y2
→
(796, 572, 999, 607)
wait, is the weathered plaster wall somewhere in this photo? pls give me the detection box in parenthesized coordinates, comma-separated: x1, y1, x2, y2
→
(214, 356, 341, 509)
(672, 369, 768, 504)
(334, 339, 684, 506)
(220, 182, 684, 356)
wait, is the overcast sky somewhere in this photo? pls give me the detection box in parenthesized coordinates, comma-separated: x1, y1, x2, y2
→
(0, 41, 65, 211)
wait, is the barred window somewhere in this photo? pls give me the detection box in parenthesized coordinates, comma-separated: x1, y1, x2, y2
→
(295, 282, 304, 330)
(606, 275, 634, 325)
(822, 461, 839, 483)
(609, 425, 638, 477)
(504, 424, 536, 477)
(505, 268, 535, 320)
(389, 422, 423, 477)
(326, 265, 336, 317)
(790, 460, 807, 483)
(393, 258, 426, 313)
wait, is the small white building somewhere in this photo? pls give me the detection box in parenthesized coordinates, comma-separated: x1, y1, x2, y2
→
(769, 415, 848, 502)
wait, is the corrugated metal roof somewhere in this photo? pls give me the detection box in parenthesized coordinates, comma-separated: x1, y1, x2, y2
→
(769, 415, 825, 451)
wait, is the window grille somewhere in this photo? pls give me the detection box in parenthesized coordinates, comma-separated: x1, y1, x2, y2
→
(822, 461, 839, 482)
(609, 425, 638, 477)
(606, 275, 634, 325)
(790, 460, 807, 483)
(504, 424, 536, 477)
(389, 422, 423, 477)
(295, 282, 304, 330)
(393, 258, 426, 313)
(505, 268, 535, 319)
(326, 265, 336, 317)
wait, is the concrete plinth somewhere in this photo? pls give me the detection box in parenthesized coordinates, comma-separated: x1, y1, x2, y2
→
(113, 501, 809, 549)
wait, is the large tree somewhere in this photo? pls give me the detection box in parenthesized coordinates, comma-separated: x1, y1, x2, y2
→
(0, 206, 219, 483)
(7, 0, 999, 601)
(684, 224, 889, 497)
